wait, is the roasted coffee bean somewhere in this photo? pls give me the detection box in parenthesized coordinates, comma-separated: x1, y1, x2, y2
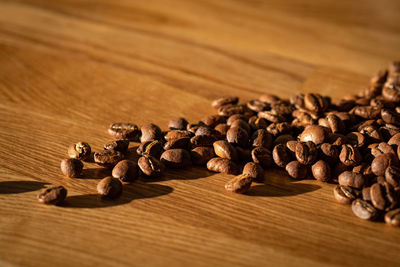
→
(286, 140, 298, 153)
(325, 114, 345, 133)
(161, 149, 191, 168)
(352, 199, 378, 220)
(273, 134, 295, 146)
(383, 182, 398, 211)
(359, 125, 383, 143)
(212, 96, 239, 109)
(286, 161, 307, 179)
(272, 144, 292, 168)
(227, 114, 248, 125)
(346, 132, 366, 148)
(213, 140, 238, 161)
(260, 93, 280, 104)
(37, 186, 67, 205)
(140, 123, 162, 142)
(137, 140, 164, 157)
(299, 125, 327, 145)
(218, 105, 247, 117)
(382, 85, 400, 102)
(320, 143, 339, 164)
(248, 116, 268, 130)
(370, 142, 394, 157)
(311, 160, 331, 182)
(191, 135, 217, 148)
(104, 140, 129, 154)
(388, 133, 400, 146)
(304, 93, 328, 113)
(351, 106, 381, 119)
(108, 123, 140, 141)
(380, 124, 400, 140)
(242, 162, 264, 183)
(164, 137, 191, 150)
(112, 160, 138, 182)
(328, 133, 347, 146)
(226, 126, 249, 147)
(230, 119, 251, 135)
(271, 101, 295, 116)
(225, 174, 252, 194)
(266, 122, 292, 136)
(94, 150, 124, 166)
(206, 157, 240, 175)
(332, 163, 352, 180)
(258, 110, 286, 123)
(97, 177, 123, 199)
(338, 171, 365, 189)
(333, 185, 356, 204)
(292, 111, 316, 127)
(60, 158, 83, 178)
(339, 144, 361, 166)
(168, 117, 188, 130)
(385, 208, 400, 227)
(138, 155, 164, 177)
(191, 147, 215, 165)
(370, 183, 386, 210)
(247, 99, 268, 112)
(362, 187, 371, 201)
(165, 130, 192, 142)
(251, 147, 272, 168)
(381, 109, 400, 125)
(385, 166, 400, 188)
(353, 163, 373, 179)
(251, 129, 273, 149)
(195, 126, 215, 136)
(187, 123, 204, 134)
(371, 153, 398, 176)
(68, 142, 91, 160)
(295, 141, 318, 165)
(214, 123, 230, 138)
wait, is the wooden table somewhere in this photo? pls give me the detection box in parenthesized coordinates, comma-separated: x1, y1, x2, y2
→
(1, 0, 400, 266)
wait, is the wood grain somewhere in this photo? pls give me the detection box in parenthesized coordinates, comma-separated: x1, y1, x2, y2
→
(0, 0, 400, 266)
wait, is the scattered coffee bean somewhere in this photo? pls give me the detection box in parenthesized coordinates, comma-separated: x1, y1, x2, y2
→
(191, 135, 217, 148)
(333, 185, 356, 204)
(352, 199, 378, 220)
(251, 146, 272, 168)
(168, 117, 188, 130)
(225, 174, 252, 194)
(272, 144, 291, 168)
(295, 141, 318, 165)
(141, 123, 162, 142)
(108, 123, 140, 141)
(385, 208, 400, 227)
(339, 144, 361, 166)
(311, 160, 331, 182)
(161, 149, 191, 168)
(212, 96, 239, 109)
(206, 158, 239, 175)
(371, 153, 398, 176)
(338, 171, 365, 189)
(191, 147, 215, 165)
(226, 126, 249, 147)
(213, 140, 238, 161)
(299, 125, 327, 145)
(112, 160, 138, 182)
(104, 140, 129, 154)
(138, 155, 164, 177)
(37, 186, 67, 205)
(60, 158, 83, 178)
(137, 140, 164, 157)
(68, 142, 91, 160)
(94, 150, 124, 167)
(97, 177, 123, 199)
(286, 161, 307, 179)
(242, 162, 264, 183)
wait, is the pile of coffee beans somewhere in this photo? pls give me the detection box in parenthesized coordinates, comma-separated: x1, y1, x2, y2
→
(38, 61, 400, 227)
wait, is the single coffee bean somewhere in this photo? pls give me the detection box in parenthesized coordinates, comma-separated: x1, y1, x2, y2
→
(383, 182, 398, 211)
(112, 160, 139, 182)
(266, 122, 292, 136)
(370, 142, 395, 157)
(60, 158, 83, 178)
(362, 187, 371, 201)
(385, 208, 400, 227)
(226, 126, 249, 147)
(247, 99, 268, 112)
(339, 144, 361, 166)
(213, 140, 238, 161)
(359, 125, 383, 143)
(272, 144, 292, 168)
(214, 123, 230, 138)
(248, 116, 268, 130)
(68, 142, 91, 161)
(338, 171, 365, 189)
(260, 93, 280, 104)
(225, 174, 252, 194)
(108, 123, 140, 141)
(195, 126, 215, 136)
(218, 105, 247, 117)
(381, 108, 400, 125)
(346, 132, 366, 148)
(304, 93, 328, 113)
(227, 114, 248, 125)
(165, 130, 193, 142)
(371, 153, 398, 176)
(37, 186, 67, 205)
(286, 140, 298, 153)
(138, 155, 164, 177)
(161, 149, 191, 168)
(258, 110, 286, 123)
(388, 133, 400, 146)
(212, 96, 239, 109)
(370, 183, 386, 210)
(352, 199, 378, 220)
(251, 129, 273, 149)
(201, 115, 226, 127)
(104, 140, 129, 154)
(140, 123, 162, 142)
(191, 147, 215, 166)
(190, 135, 217, 148)
(242, 162, 264, 183)
(97, 177, 123, 199)
(325, 113, 345, 133)
(285, 161, 307, 179)
(137, 140, 164, 157)
(351, 106, 381, 119)
(320, 143, 339, 164)
(311, 160, 331, 182)
(230, 119, 251, 135)
(333, 185, 356, 204)
(168, 117, 188, 130)
(164, 137, 191, 150)
(206, 157, 240, 175)
(251, 147, 272, 168)
(94, 150, 124, 167)
(295, 141, 318, 165)
(385, 166, 400, 188)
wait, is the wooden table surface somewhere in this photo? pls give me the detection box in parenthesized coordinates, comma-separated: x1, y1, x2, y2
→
(1, 0, 400, 266)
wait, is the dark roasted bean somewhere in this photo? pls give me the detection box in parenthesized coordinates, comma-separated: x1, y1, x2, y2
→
(138, 155, 164, 177)
(191, 147, 215, 166)
(97, 177, 123, 199)
(251, 147, 272, 168)
(164, 137, 191, 150)
(68, 142, 91, 160)
(230, 119, 251, 135)
(112, 160, 138, 182)
(225, 174, 252, 194)
(286, 161, 307, 179)
(94, 150, 124, 167)
(338, 171, 365, 189)
(140, 123, 162, 142)
(214, 123, 230, 138)
(248, 116, 268, 130)
(212, 96, 239, 109)
(60, 158, 83, 178)
(371, 153, 398, 176)
(311, 160, 331, 182)
(108, 123, 140, 141)
(247, 100, 268, 112)
(272, 144, 292, 168)
(161, 149, 191, 168)
(251, 129, 273, 149)
(37, 186, 67, 205)
(320, 143, 339, 164)
(295, 141, 318, 165)
(333, 185, 356, 204)
(218, 105, 246, 117)
(226, 126, 249, 147)
(104, 140, 129, 154)
(346, 132, 366, 148)
(385, 166, 400, 188)
(339, 144, 361, 166)
(168, 117, 188, 130)
(165, 130, 192, 142)
(385, 208, 400, 227)
(137, 140, 164, 157)
(195, 126, 215, 136)
(370, 142, 394, 157)
(213, 140, 238, 161)
(299, 125, 327, 145)
(227, 114, 248, 125)
(352, 199, 378, 220)
(191, 135, 217, 148)
(370, 183, 386, 210)
(242, 162, 264, 183)
(206, 158, 240, 175)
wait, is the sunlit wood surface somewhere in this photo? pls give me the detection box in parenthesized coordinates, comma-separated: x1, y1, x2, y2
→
(1, 0, 400, 266)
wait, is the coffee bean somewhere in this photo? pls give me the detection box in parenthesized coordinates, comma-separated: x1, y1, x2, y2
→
(60, 158, 83, 178)
(286, 140, 298, 153)
(214, 123, 230, 138)
(371, 153, 398, 176)
(230, 119, 251, 135)
(346, 132, 366, 148)
(351, 106, 381, 119)
(251, 147, 272, 168)
(266, 122, 292, 136)
(385, 208, 400, 227)
(251, 129, 273, 149)
(242, 162, 264, 183)
(68, 142, 91, 161)
(333, 185, 356, 204)
(37, 186, 67, 205)
(168, 117, 188, 130)
(352, 199, 378, 220)
(94, 150, 124, 167)
(164, 137, 191, 150)
(112, 160, 138, 182)
(195, 126, 215, 136)
(328, 133, 347, 146)
(370, 183, 386, 210)
(285, 161, 307, 179)
(247, 99, 268, 112)
(260, 93, 280, 104)
(362, 187, 371, 201)
(201, 115, 226, 127)
(225, 174, 252, 194)
(140, 123, 162, 142)
(272, 144, 292, 168)
(108, 123, 140, 141)
(258, 110, 286, 123)
(339, 144, 361, 166)
(218, 105, 247, 117)
(212, 96, 239, 109)
(325, 114, 345, 133)
(388, 133, 400, 146)
(213, 140, 238, 161)
(206, 157, 240, 175)
(382, 85, 400, 102)
(304, 93, 328, 113)
(370, 142, 395, 157)
(385, 166, 400, 188)
(332, 163, 352, 180)
(320, 143, 339, 164)
(338, 171, 365, 189)
(311, 160, 331, 182)
(97, 177, 123, 199)
(352, 163, 373, 179)
(227, 114, 248, 125)
(299, 125, 327, 145)
(161, 149, 191, 168)
(381, 108, 400, 125)
(138, 155, 164, 177)
(295, 141, 318, 165)
(191, 147, 215, 165)
(248, 116, 268, 130)
(273, 134, 295, 147)
(226, 126, 249, 147)
(165, 130, 192, 142)
(104, 140, 129, 154)
(191, 135, 217, 148)
(137, 140, 164, 157)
